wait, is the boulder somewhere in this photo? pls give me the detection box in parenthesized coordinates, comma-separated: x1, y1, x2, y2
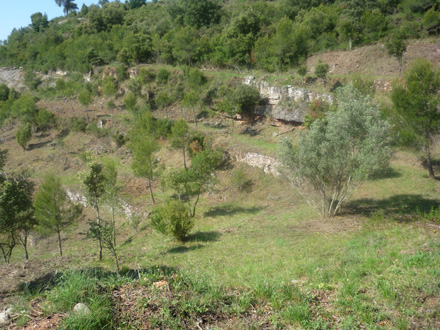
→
(73, 303, 91, 315)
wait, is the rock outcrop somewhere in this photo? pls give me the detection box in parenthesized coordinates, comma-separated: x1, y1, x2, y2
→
(243, 76, 334, 123)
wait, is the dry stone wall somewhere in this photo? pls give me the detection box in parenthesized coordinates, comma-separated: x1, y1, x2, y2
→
(243, 76, 334, 123)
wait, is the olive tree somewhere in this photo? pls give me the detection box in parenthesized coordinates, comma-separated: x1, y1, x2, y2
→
(279, 85, 392, 217)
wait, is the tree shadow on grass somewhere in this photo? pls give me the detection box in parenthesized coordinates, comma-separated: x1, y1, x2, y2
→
(28, 140, 52, 150)
(186, 231, 222, 242)
(343, 194, 440, 220)
(55, 129, 69, 139)
(204, 205, 264, 218)
(167, 244, 204, 254)
(17, 265, 180, 295)
(369, 167, 402, 181)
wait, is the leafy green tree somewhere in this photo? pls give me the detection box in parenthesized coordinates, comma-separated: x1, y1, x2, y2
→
(151, 199, 194, 241)
(314, 60, 330, 86)
(88, 219, 120, 273)
(170, 119, 190, 170)
(422, 8, 440, 35)
(11, 94, 38, 123)
(232, 85, 260, 121)
(55, 0, 78, 16)
(297, 65, 308, 85)
(103, 160, 121, 247)
(182, 90, 200, 126)
(0, 84, 9, 102)
(36, 108, 55, 140)
(16, 122, 32, 150)
(391, 59, 440, 179)
(279, 85, 392, 217)
(34, 174, 82, 256)
(182, 0, 220, 28)
(128, 129, 160, 204)
(30, 12, 49, 32)
(84, 163, 106, 260)
(386, 31, 407, 76)
(126, 0, 146, 10)
(0, 175, 35, 262)
(168, 147, 222, 217)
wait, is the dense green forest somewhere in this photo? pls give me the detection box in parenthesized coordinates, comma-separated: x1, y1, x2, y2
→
(1, 0, 439, 73)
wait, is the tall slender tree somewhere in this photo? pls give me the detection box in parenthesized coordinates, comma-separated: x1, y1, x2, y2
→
(34, 174, 82, 256)
(55, 0, 78, 16)
(84, 163, 106, 260)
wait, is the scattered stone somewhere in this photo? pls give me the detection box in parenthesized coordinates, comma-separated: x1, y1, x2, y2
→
(0, 308, 13, 325)
(73, 303, 90, 315)
(272, 132, 278, 137)
(241, 126, 257, 136)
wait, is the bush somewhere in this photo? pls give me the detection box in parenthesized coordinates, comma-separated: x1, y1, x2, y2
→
(151, 200, 194, 241)
(101, 78, 117, 97)
(124, 92, 137, 111)
(156, 68, 170, 84)
(16, 122, 32, 150)
(138, 67, 156, 84)
(0, 84, 10, 101)
(70, 117, 88, 132)
(230, 167, 252, 192)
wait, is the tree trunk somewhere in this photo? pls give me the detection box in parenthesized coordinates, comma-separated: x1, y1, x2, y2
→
(349, 37, 352, 51)
(57, 229, 63, 256)
(148, 177, 156, 204)
(426, 146, 436, 179)
(95, 201, 102, 261)
(399, 56, 403, 77)
(183, 147, 187, 171)
(112, 204, 116, 247)
(192, 108, 197, 127)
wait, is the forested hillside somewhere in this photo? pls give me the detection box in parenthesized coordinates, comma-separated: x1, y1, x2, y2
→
(2, 1, 440, 329)
(1, 0, 439, 73)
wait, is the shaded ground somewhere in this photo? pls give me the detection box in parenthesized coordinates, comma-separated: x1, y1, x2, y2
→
(0, 257, 70, 309)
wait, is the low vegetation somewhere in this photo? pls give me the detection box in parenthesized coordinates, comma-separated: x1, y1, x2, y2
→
(0, 2, 440, 328)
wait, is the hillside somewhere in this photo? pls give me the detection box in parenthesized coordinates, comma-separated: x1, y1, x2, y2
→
(1, 1, 440, 329)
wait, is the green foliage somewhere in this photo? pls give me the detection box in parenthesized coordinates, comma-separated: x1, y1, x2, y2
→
(303, 99, 334, 129)
(232, 85, 260, 120)
(351, 73, 376, 97)
(124, 92, 137, 111)
(230, 167, 252, 192)
(128, 127, 160, 204)
(170, 119, 190, 169)
(0, 84, 10, 102)
(0, 174, 35, 263)
(70, 117, 88, 132)
(16, 122, 32, 150)
(24, 71, 42, 91)
(10, 94, 38, 123)
(151, 199, 194, 241)
(30, 12, 49, 33)
(78, 89, 93, 108)
(390, 59, 440, 178)
(314, 60, 330, 83)
(36, 109, 55, 136)
(101, 78, 117, 97)
(34, 174, 82, 256)
(55, 0, 78, 16)
(386, 30, 407, 75)
(46, 270, 113, 329)
(168, 147, 223, 217)
(423, 8, 440, 35)
(297, 65, 307, 77)
(279, 85, 392, 217)
(88, 220, 120, 272)
(156, 68, 170, 84)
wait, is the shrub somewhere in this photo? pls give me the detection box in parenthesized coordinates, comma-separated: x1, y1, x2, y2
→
(124, 92, 137, 111)
(101, 78, 117, 97)
(16, 122, 32, 150)
(0, 84, 10, 101)
(151, 200, 194, 241)
(138, 67, 156, 84)
(156, 68, 170, 84)
(70, 117, 88, 132)
(230, 167, 252, 192)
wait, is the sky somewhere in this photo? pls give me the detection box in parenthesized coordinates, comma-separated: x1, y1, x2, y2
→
(0, 0, 98, 42)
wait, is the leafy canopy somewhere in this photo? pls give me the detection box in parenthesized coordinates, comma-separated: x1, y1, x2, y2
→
(279, 85, 392, 217)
